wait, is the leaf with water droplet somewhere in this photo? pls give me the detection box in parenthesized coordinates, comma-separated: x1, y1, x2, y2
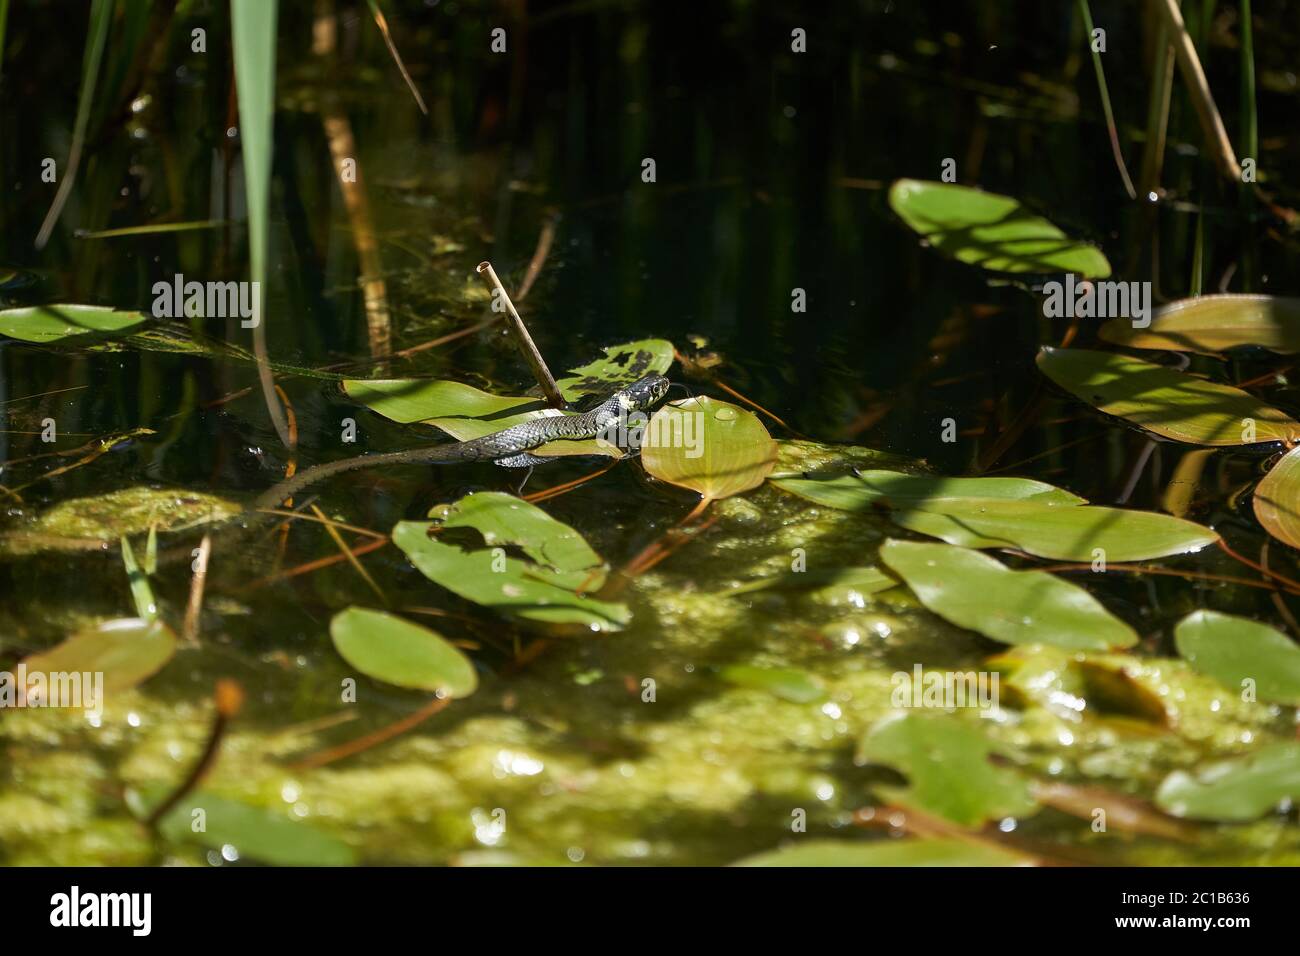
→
(641, 396, 776, 500)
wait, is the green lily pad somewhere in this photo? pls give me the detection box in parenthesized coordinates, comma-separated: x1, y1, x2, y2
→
(428, 491, 607, 590)
(330, 607, 478, 696)
(879, 539, 1138, 650)
(392, 494, 629, 630)
(773, 470, 1086, 511)
(342, 379, 617, 460)
(1156, 743, 1300, 822)
(719, 664, 827, 703)
(1036, 347, 1299, 445)
(888, 179, 1111, 278)
(553, 339, 675, 400)
(1252, 444, 1300, 550)
(0, 303, 147, 342)
(735, 837, 1031, 867)
(889, 499, 1219, 561)
(1100, 295, 1300, 356)
(641, 397, 777, 500)
(141, 789, 356, 865)
(1174, 610, 1300, 706)
(856, 713, 1038, 826)
(22, 617, 177, 696)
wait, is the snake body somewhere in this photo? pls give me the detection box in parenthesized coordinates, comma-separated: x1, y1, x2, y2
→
(254, 373, 670, 510)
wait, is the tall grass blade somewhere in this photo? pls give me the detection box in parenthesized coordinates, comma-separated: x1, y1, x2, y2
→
(34, 0, 112, 249)
(365, 0, 428, 115)
(1075, 0, 1136, 199)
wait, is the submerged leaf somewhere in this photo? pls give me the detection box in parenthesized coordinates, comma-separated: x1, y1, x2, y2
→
(856, 714, 1038, 826)
(0, 487, 243, 557)
(22, 617, 176, 695)
(149, 789, 356, 865)
(1156, 743, 1300, 822)
(1174, 610, 1300, 706)
(719, 664, 826, 703)
(879, 539, 1137, 650)
(641, 396, 776, 500)
(330, 607, 478, 696)
(1036, 347, 1299, 445)
(735, 837, 1031, 867)
(888, 179, 1111, 277)
(1100, 295, 1300, 356)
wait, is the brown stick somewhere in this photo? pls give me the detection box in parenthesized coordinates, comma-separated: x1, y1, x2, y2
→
(475, 260, 566, 408)
(182, 533, 212, 645)
(1153, 0, 1240, 183)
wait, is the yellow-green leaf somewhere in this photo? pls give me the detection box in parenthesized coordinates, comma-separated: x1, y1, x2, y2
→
(1101, 295, 1300, 356)
(1253, 444, 1300, 550)
(330, 607, 478, 696)
(641, 397, 776, 500)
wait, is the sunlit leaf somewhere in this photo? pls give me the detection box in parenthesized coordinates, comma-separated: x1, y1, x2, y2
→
(719, 664, 826, 703)
(734, 837, 1031, 867)
(0, 303, 147, 342)
(330, 607, 477, 696)
(1036, 347, 1299, 445)
(1252, 444, 1300, 550)
(22, 617, 176, 695)
(553, 339, 675, 400)
(888, 179, 1111, 278)
(1156, 743, 1300, 822)
(773, 470, 1086, 511)
(879, 539, 1137, 650)
(1174, 610, 1300, 706)
(889, 499, 1219, 561)
(856, 714, 1038, 826)
(392, 494, 629, 630)
(342, 379, 617, 459)
(1101, 295, 1300, 356)
(641, 396, 776, 500)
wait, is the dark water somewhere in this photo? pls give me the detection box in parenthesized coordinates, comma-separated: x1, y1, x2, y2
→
(2, 0, 1300, 865)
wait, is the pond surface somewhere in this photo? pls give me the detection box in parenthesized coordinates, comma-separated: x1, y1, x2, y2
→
(2, 1, 1300, 865)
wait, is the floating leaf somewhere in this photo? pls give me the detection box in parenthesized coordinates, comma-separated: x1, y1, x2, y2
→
(856, 714, 1038, 826)
(773, 470, 1086, 511)
(392, 494, 628, 630)
(641, 396, 776, 500)
(888, 179, 1111, 278)
(427, 491, 608, 590)
(879, 539, 1137, 650)
(0, 487, 243, 557)
(1156, 743, 1300, 822)
(0, 303, 147, 342)
(1174, 610, 1300, 706)
(144, 789, 356, 865)
(1036, 347, 1299, 445)
(553, 339, 675, 400)
(1101, 295, 1300, 356)
(735, 837, 1030, 867)
(343, 379, 617, 460)
(890, 499, 1219, 561)
(719, 664, 827, 703)
(22, 617, 176, 695)
(330, 607, 478, 696)
(1252, 444, 1300, 550)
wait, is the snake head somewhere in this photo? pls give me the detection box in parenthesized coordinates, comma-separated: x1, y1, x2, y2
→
(621, 373, 671, 411)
